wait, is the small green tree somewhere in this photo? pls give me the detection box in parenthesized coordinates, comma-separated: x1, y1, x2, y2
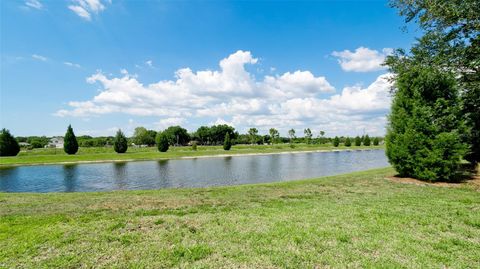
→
(0, 129, 20, 156)
(345, 137, 351, 147)
(269, 128, 279, 145)
(288, 129, 296, 145)
(113, 129, 128, 153)
(354, 136, 361, 146)
(333, 136, 340, 147)
(364, 135, 371, 146)
(304, 128, 312, 144)
(64, 125, 79, 155)
(319, 131, 325, 144)
(248, 128, 258, 145)
(223, 132, 232, 150)
(191, 141, 197, 151)
(156, 132, 169, 152)
(373, 137, 380, 146)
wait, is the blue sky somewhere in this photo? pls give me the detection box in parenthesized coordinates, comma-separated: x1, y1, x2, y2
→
(1, 0, 419, 137)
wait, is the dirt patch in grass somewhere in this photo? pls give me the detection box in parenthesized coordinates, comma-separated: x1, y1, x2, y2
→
(386, 174, 480, 190)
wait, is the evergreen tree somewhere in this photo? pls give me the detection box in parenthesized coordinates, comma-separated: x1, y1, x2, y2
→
(333, 136, 340, 147)
(390, 0, 480, 165)
(191, 141, 197, 151)
(373, 137, 380, 146)
(364, 135, 371, 146)
(156, 132, 169, 152)
(385, 65, 467, 182)
(223, 132, 232, 151)
(345, 137, 351, 147)
(0, 128, 20, 156)
(354, 136, 361, 146)
(113, 129, 128, 153)
(64, 125, 79, 155)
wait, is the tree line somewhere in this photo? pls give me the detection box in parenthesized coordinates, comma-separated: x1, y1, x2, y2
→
(0, 125, 382, 156)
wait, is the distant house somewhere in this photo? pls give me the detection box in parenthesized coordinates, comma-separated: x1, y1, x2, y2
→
(47, 137, 64, 148)
(19, 142, 31, 147)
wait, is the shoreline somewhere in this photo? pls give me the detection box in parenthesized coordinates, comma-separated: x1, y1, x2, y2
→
(0, 147, 383, 168)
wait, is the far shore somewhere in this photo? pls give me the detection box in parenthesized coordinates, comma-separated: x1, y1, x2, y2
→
(0, 145, 384, 167)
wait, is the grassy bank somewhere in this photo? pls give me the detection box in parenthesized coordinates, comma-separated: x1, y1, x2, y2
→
(0, 143, 383, 166)
(1, 168, 479, 268)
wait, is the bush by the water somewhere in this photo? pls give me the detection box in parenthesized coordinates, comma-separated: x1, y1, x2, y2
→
(373, 137, 379, 146)
(333, 136, 340, 147)
(0, 129, 20, 156)
(64, 125, 79, 155)
(345, 137, 351, 147)
(354, 136, 361, 146)
(364, 135, 371, 146)
(113, 129, 128, 153)
(385, 65, 467, 182)
(223, 132, 232, 151)
(192, 141, 197, 151)
(156, 132, 169, 152)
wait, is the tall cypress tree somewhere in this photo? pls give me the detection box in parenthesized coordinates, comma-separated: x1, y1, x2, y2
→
(373, 137, 380, 146)
(364, 135, 371, 146)
(64, 125, 79, 155)
(333, 136, 340, 147)
(0, 128, 20, 156)
(385, 65, 467, 182)
(223, 132, 232, 151)
(354, 136, 361, 146)
(345, 137, 352, 147)
(113, 129, 128, 153)
(156, 132, 169, 152)
(390, 0, 480, 165)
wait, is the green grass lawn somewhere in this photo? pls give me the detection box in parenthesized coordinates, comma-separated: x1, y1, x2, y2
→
(0, 143, 383, 166)
(1, 167, 479, 268)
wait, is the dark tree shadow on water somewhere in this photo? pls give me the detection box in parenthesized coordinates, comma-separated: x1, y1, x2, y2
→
(113, 162, 128, 189)
(63, 164, 78, 192)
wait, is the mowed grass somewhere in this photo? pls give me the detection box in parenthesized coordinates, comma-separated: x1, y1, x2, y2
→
(0, 143, 382, 166)
(1, 168, 479, 268)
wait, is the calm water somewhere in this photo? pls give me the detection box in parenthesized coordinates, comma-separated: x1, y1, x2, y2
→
(0, 149, 388, 193)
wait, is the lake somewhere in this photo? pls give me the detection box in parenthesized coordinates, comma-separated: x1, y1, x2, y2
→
(0, 149, 389, 192)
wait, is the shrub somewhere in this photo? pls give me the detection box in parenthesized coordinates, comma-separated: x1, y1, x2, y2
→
(354, 136, 361, 146)
(156, 132, 169, 152)
(64, 125, 79, 155)
(386, 65, 467, 182)
(373, 137, 380, 146)
(0, 129, 20, 156)
(192, 141, 197, 151)
(364, 135, 371, 146)
(345, 137, 351, 147)
(223, 133, 232, 151)
(113, 129, 128, 153)
(333, 136, 340, 147)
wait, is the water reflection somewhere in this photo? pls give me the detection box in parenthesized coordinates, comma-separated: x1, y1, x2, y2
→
(113, 162, 128, 190)
(0, 167, 19, 191)
(0, 150, 389, 193)
(63, 164, 78, 192)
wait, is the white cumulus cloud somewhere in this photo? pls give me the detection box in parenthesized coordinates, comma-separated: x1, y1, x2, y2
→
(332, 47, 393, 72)
(55, 50, 392, 136)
